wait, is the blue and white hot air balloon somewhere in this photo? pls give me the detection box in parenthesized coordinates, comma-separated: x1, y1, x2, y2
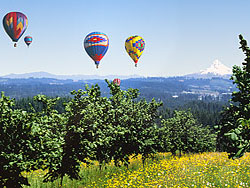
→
(84, 32, 109, 68)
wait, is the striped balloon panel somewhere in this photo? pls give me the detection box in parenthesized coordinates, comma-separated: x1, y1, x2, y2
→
(3, 12, 28, 42)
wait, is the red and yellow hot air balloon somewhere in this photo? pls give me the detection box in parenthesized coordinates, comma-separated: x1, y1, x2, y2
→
(113, 78, 121, 86)
(3, 12, 28, 47)
(125, 35, 145, 67)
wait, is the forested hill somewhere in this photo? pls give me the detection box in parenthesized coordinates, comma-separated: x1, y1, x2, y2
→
(0, 76, 233, 128)
(0, 76, 235, 101)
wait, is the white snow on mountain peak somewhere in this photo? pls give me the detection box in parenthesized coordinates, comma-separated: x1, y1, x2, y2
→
(200, 59, 232, 75)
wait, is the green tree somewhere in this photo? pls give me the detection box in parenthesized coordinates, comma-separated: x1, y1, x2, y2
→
(30, 95, 66, 184)
(0, 92, 36, 187)
(106, 80, 163, 166)
(162, 110, 216, 156)
(47, 80, 163, 183)
(0, 93, 66, 187)
(45, 83, 117, 184)
(216, 35, 250, 159)
(43, 86, 98, 183)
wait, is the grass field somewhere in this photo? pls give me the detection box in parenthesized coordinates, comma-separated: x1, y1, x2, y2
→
(23, 152, 250, 188)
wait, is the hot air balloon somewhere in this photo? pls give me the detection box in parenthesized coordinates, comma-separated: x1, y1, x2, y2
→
(125, 35, 145, 67)
(24, 36, 32, 47)
(84, 32, 109, 68)
(3, 12, 28, 47)
(113, 78, 121, 86)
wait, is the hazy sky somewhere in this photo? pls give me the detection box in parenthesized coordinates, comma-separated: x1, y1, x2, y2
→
(0, 0, 249, 77)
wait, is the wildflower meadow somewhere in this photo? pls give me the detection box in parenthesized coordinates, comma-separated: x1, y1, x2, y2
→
(23, 152, 250, 188)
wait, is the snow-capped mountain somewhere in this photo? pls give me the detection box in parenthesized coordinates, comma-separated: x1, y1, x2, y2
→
(186, 60, 232, 78)
(200, 60, 232, 75)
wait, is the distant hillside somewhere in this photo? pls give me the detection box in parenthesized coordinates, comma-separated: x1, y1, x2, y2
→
(1, 71, 142, 81)
(0, 60, 232, 81)
(0, 60, 237, 102)
(0, 76, 236, 104)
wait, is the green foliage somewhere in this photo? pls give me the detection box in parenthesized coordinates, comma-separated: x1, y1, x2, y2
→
(216, 35, 250, 159)
(14, 96, 71, 113)
(0, 92, 35, 187)
(48, 79, 163, 184)
(162, 110, 216, 156)
(30, 95, 66, 183)
(178, 101, 225, 127)
(160, 100, 225, 128)
(0, 93, 66, 187)
(43, 86, 99, 182)
(106, 79, 163, 166)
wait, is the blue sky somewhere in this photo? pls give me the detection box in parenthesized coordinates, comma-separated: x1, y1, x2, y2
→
(0, 0, 249, 77)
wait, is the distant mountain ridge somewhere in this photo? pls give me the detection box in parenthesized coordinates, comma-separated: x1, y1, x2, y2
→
(0, 60, 232, 80)
(1, 71, 142, 81)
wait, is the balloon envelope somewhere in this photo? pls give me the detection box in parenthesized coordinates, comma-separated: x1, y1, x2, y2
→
(125, 35, 145, 67)
(3, 12, 28, 43)
(113, 78, 121, 86)
(84, 32, 109, 68)
(24, 36, 32, 46)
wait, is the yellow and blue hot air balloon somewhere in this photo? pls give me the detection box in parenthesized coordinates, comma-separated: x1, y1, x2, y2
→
(125, 35, 145, 67)
(84, 32, 109, 68)
(3, 12, 28, 47)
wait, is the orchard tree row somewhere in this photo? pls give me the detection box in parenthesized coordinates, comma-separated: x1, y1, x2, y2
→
(14, 96, 225, 128)
(0, 79, 216, 187)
